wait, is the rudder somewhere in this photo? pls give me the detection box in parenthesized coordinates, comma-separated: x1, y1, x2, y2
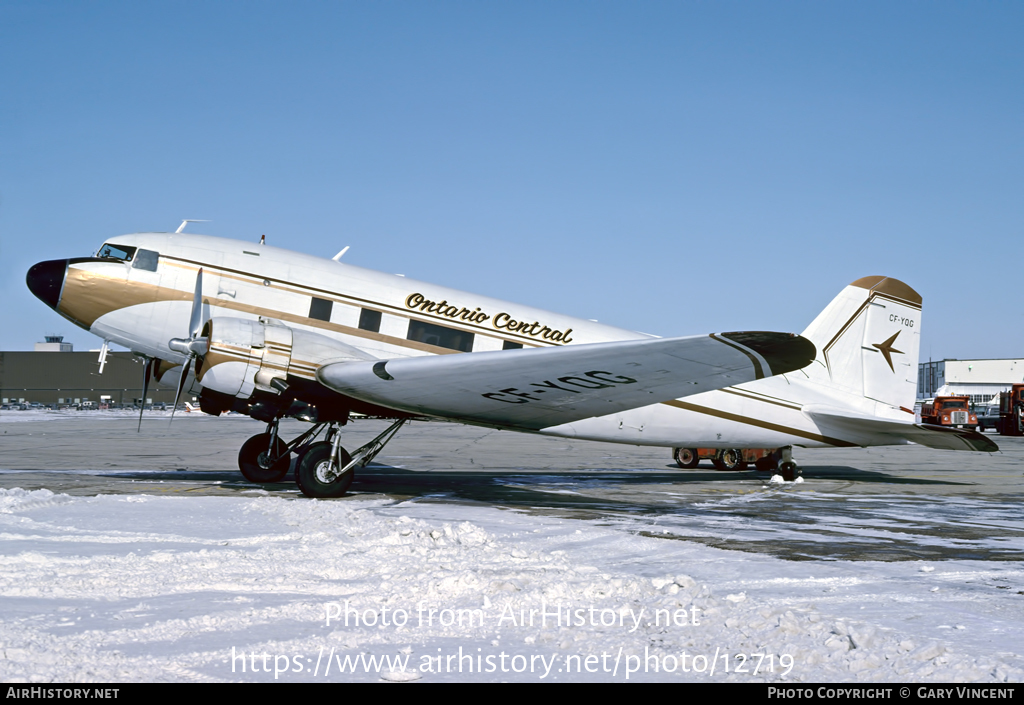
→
(800, 276, 921, 413)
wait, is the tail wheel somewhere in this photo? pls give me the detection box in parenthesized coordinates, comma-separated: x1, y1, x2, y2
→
(238, 433, 290, 483)
(780, 461, 800, 481)
(673, 447, 700, 469)
(296, 441, 354, 498)
(711, 449, 747, 471)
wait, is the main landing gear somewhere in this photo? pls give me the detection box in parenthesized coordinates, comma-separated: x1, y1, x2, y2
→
(237, 418, 407, 498)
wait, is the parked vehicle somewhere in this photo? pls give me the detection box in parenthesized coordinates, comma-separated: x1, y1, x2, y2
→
(997, 384, 1024, 436)
(976, 397, 1001, 432)
(920, 396, 977, 430)
(673, 447, 778, 471)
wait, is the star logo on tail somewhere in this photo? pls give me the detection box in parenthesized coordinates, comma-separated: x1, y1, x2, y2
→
(872, 331, 904, 372)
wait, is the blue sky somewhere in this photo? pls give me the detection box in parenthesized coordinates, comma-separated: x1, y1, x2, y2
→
(2, 1, 1021, 360)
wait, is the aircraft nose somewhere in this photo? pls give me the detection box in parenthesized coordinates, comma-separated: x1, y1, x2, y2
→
(26, 258, 69, 311)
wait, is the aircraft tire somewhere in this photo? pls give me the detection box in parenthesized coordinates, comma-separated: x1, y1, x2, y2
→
(673, 447, 700, 469)
(296, 441, 354, 499)
(780, 461, 799, 482)
(238, 433, 290, 483)
(712, 449, 746, 471)
(754, 456, 777, 472)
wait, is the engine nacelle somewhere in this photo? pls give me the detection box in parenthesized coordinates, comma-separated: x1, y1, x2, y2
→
(197, 317, 375, 401)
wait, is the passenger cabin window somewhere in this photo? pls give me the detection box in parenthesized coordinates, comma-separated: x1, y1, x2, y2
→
(358, 309, 382, 333)
(97, 243, 136, 262)
(133, 249, 159, 272)
(407, 320, 474, 352)
(503, 341, 523, 350)
(309, 297, 333, 322)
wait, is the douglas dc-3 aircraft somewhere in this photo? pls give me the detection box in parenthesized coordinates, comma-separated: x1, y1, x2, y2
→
(26, 226, 996, 498)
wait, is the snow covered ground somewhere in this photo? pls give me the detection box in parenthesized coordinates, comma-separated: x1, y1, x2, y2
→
(1, 486, 1022, 683)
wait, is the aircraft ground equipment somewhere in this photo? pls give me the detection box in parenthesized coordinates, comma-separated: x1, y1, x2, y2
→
(674, 447, 776, 471)
(673, 447, 699, 469)
(997, 384, 1024, 436)
(712, 449, 747, 471)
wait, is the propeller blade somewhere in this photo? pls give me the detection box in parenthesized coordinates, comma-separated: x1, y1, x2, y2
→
(169, 356, 193, 425)
(168, 269, 206, 426)
(137, 357, 154, 433)
(188, 268, 204, 339)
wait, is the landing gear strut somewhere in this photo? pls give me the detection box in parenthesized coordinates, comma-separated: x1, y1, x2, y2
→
(238, 422, 291, 483)
(294, 418, 408, 499)
(238, 418, 409, 497)
(295, 438, 354, 499)
(238, 419, 335, 484)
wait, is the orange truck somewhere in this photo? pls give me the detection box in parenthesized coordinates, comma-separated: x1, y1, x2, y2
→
(673, 447, 777, 471)
(920, 396, 977, 430)
(997, 384, 1024, 436)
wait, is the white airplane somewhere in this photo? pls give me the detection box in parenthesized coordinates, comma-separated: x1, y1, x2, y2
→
(25, 227, 995, 497)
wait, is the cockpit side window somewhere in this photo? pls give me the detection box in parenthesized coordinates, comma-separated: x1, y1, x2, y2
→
(97, 243, 137, 262)
(133, 249, 159, 272)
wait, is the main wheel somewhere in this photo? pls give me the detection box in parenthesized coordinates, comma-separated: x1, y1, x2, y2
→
(673, 447, 700, 469)
(754, 455, 777, 472)
(712, 449, 747, 471)
(238, 433, 290, 483)
(296, 441, 354, 498)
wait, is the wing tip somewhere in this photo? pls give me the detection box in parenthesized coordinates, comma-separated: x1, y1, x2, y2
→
(719, 331, 817, 376)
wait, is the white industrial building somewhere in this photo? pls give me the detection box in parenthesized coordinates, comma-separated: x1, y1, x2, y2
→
(918, 359, 1024, 404)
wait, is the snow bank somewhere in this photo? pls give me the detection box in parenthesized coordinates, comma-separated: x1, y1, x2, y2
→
(0, 489, 1020, 682)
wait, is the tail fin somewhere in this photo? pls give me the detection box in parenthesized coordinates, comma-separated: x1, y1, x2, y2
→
(800, 276, 921, 412)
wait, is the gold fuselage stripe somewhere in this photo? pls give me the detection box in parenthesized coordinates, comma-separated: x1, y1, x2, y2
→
(60, 266, 464, 357)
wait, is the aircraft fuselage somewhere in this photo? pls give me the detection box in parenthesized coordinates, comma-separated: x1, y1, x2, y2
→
(25, 232, 931, 453)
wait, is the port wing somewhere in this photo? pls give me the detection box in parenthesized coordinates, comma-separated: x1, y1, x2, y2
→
(318, 331, 815, 430)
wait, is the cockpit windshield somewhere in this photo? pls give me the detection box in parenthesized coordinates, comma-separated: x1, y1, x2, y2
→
(96, 243, 137, 262)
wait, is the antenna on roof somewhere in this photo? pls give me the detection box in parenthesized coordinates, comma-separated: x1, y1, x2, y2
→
(259, 234, 266, 245)
(332, 246, 350, 261)
(176, 220, 210, 234)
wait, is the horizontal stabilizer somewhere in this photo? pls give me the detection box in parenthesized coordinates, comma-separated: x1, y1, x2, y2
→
(319, 332, 815, 430)
(804, 406, 999, 452)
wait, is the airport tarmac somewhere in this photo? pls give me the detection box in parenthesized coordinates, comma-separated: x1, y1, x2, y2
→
(2, 412, 1023, 562)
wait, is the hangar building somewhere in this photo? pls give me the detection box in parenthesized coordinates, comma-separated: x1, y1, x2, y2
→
(0, 350, 178, 406)
(918, 359, 1024, 404)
